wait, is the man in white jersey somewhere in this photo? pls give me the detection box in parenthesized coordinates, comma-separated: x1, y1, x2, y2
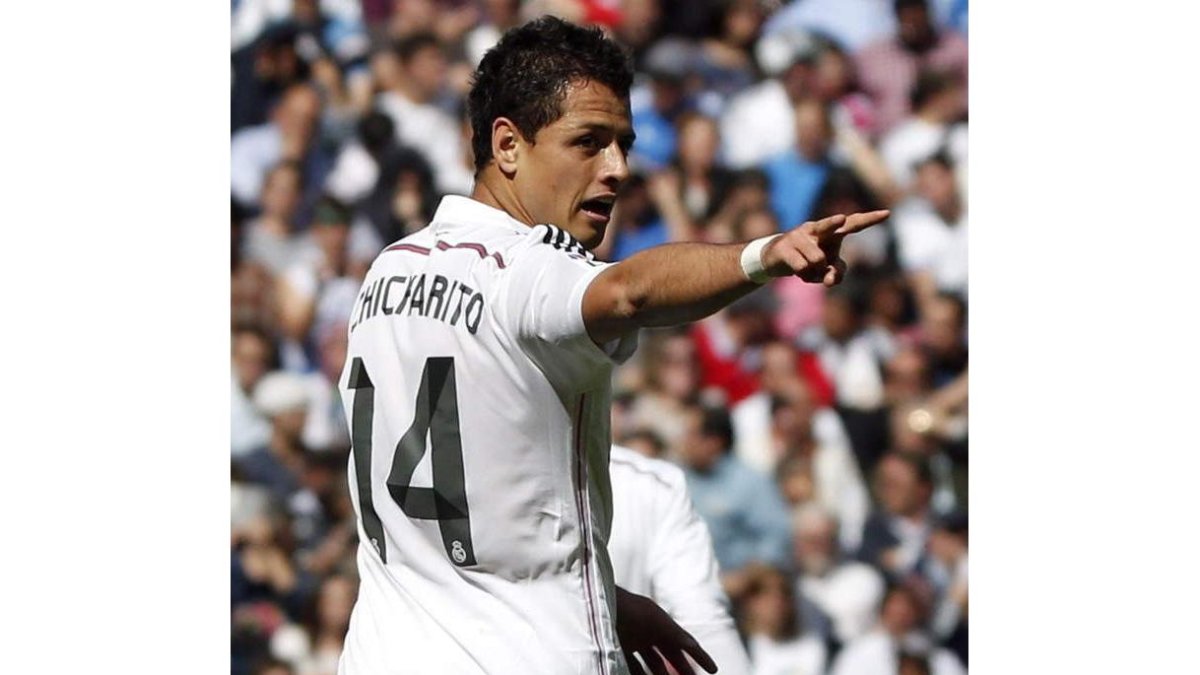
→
(337, 16, 888, 675)
(609, 445, 753, 675)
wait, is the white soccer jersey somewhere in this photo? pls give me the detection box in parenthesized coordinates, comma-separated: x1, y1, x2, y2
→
(337, 196, 637, 675)
(607, 446, 753, 675)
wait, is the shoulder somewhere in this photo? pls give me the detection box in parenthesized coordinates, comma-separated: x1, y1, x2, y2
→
(610, 445, 688, 493)
(516, 223, 603, 267)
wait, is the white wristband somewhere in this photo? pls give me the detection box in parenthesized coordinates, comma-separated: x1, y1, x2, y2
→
(740, 234, 782, 284)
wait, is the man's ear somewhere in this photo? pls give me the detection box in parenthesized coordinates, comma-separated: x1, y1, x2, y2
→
(491, 117, 523, 176)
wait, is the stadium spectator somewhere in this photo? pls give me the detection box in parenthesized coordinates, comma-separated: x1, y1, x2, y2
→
(771, 380, 870, 551)
(235, 371, 312, 504)
(877, 69, 967, 193)
(232, 84, 332, 219)
(829, 582, 966, 675)
(735, 563, 828, 675)
(375, 32, 474, 195)
(855, 0, 968, 135)
(731, 340, 844, 474)
(624, 328, 703, 452)
(233, 323, 280, 457)
(789, 505, 885, 642)
(678, 406, 794, 592)
(232, 23, 311, 133)
(720, 28, 820, 169)
(927, 511, 968, 667)
(673, 112, 734, 224)
(695, 0, 764, 100)
(857, 452, 939, 583)
(766, 98, 843, 227)
(893, 153, 968, 306)
(629, 37, 705, 171)
(692, 287, 782, 406)
(799, 282, 896, 412)
(916, 292, 967, 386)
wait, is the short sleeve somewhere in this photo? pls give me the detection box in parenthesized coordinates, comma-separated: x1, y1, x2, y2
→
(498, 225, 638, 392)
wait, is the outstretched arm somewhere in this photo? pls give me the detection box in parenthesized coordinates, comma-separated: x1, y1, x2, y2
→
(582, 211, 890, 344)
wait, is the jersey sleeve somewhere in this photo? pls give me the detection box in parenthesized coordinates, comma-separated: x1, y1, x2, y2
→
(498, 224, 638, 391)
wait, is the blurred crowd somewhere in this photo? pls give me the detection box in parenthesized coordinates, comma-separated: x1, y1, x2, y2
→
(230, 1, 968, 673)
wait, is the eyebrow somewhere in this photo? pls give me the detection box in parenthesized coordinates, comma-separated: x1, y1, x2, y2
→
(571, 121, 637, 147)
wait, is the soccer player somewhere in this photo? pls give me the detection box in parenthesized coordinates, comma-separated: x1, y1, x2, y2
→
(609, 444, 753, 675)
(336, 16, 888, 675)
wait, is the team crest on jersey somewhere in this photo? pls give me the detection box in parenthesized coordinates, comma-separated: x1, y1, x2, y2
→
(450, 540, 467, 564)
(539, 225, 600, 265)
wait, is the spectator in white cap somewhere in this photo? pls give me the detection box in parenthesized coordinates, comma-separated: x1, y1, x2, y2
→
(234, 371, 313, 503)
(829, 582, 965, 675)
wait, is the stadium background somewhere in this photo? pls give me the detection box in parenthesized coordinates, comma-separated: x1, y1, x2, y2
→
(229, 0, 968, 673)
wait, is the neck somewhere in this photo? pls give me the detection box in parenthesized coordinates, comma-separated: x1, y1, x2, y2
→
(471, 173, 536, 227)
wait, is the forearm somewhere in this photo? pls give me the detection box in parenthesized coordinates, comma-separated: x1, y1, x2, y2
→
(584, 242, 760, 344)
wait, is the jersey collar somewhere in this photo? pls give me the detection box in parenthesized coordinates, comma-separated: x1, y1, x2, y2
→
(432, 195, 532, 236)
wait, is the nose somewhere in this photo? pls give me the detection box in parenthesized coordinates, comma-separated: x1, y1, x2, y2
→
(600, 141, 630, 190)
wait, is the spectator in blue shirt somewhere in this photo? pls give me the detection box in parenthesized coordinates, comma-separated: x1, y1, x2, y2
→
(677, 405, 795, 597)
(762, 97, 835, 231)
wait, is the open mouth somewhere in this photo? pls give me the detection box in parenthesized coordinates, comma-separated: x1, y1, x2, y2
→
(580, 198, 615, 223)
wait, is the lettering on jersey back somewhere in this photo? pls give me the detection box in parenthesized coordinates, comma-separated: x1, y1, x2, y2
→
(350, 273, 486, 335)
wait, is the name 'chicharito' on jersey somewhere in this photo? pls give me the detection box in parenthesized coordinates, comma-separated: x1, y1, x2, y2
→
(349, 271, 486, 335)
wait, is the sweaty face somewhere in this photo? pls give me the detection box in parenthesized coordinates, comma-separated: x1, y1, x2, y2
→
(511, 80, 634, 249)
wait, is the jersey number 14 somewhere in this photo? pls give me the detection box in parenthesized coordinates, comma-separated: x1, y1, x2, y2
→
(347, 356, 476, 567)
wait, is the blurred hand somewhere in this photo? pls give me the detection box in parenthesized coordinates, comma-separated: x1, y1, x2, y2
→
(761, 210, 890, 286)
(616, 587, 717, 675)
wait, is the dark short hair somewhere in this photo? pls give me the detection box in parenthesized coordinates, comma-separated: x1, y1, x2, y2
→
(467, 16, 633, 174)
(698, 406, 734, 449)
(312, 195, 351, 226)
(910, 69, 959, 111)
(393, 31, 443, 64)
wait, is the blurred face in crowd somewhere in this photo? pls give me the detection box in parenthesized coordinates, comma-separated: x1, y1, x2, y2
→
(503, 80, 634, 249)
(371, 48, 403, 92)
(884, 347, 930, 403)
(680, 409, 726, 472)
(928, 528, 965, 567)
(868, 276, 909, 329)
(795, 99, 833, 162)
(722, 0, 763, 48)
(274, 85, 321, 145)
(921, 297, 965, 356)
(898, 655, 932, 675)
(404, 43, 448, 102)
(880, 586, 924, 636)
(874, 455, 931, 518)
(743, 568, 795, 638)
(897, 2, 936, 52)
(822, 293, 859, 343)
(233, 330, 272, 392)
(759, 341, 798, 394)
(319, 323, 349, 383)
(793, 509, 838, 576)
(616, 0, 662, 51)
(317, 575, 356, 635)
(776, 455, 814, 506)
(261, 164, 303, 221)
(772, 381, 817, 449)
(677, 114, 719, 175)
(313, 220, 350, 269)
(648, 334, 698, 400)
(915, 160, 960, 219)
(812, 47, 852, 102)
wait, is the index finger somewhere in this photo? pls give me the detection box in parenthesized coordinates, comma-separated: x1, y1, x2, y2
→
(834, 209, 890, 236)
(807, 213, 847, 238)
